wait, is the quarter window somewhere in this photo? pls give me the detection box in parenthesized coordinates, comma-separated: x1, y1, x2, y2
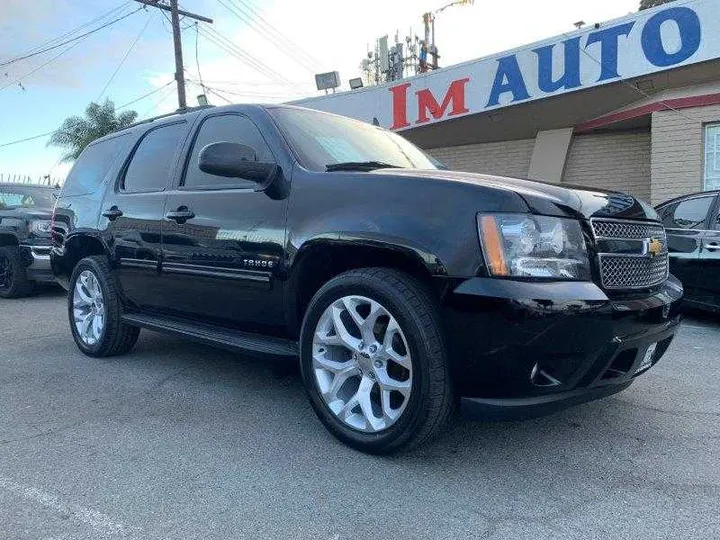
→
(183, 114, 274, 189)
(123, 122, 186, 193)
(661, 196, 714, 230)
(705, 124, 720, 191)
(63, 133, 130, 197)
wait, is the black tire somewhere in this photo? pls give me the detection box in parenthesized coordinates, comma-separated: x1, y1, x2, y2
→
(68, 256, 140, 358)
(300, 268, 454, 454)
(0, 246, 33, 299)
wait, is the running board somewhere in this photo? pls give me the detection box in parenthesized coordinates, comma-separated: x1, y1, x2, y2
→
(121, 313, 299, 357)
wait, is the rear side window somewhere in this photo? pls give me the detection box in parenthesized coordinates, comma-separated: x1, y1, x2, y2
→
(183, 114, 274, 190)
(661, 195, 714, 230)
(122, 122, 186, 193)
(61, 133, 130, 197)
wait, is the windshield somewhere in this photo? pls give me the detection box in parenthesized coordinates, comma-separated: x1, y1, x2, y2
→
(0, 186, 55, 210)
(269, 107, 438, 172)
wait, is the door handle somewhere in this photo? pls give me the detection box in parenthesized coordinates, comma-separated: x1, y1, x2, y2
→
(704, 242, 720, 252)
(165, 207, 195, 224)
(102, 206, 123, 221)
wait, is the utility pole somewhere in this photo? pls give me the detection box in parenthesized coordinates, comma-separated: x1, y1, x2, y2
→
(133, 0, 213, 109)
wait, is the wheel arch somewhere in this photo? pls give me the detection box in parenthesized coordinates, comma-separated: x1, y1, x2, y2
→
(285, 236, 450, 337)
(58, 233, 108, 281)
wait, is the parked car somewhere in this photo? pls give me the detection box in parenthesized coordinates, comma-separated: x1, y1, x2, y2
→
(0, 183, 58, 298)
(51, 104, 682, 454)
(656, 191, 720, 312)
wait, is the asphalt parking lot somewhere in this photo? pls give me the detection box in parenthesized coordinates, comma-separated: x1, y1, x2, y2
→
(0, 289, 718, 540)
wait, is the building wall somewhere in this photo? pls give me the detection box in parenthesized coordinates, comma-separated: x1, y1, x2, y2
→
(428, 139, 535, 179)
(563, 132, 652, 202)
(651, 104, 720, 205)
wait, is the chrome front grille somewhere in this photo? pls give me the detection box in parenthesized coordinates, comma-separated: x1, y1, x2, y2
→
(591, 219, 669, 290)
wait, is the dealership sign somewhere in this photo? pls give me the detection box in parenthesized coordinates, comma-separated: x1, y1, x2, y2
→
(294, 0, 720, 130)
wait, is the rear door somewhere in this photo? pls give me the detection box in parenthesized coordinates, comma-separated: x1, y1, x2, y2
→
(100, 120, 189, 310)
(658, 194, 716, 299)
(158, 112, 288, 335)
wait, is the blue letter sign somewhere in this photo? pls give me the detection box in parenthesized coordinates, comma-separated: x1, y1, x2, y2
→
(642, 7, 701, 67)
(533, 37, 582, 93)
(585, 22, 636, 82)
(486, 55, 531, 107)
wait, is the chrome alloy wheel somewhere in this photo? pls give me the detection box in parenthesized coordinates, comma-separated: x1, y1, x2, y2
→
(73, 270, 106, 346)
(312, 295, 413, 433)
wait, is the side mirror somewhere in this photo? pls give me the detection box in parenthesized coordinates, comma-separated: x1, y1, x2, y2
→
(199, 142, 277, 185)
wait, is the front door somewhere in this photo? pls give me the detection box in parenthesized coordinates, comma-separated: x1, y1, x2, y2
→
(100, 120, 189, 309)
(159, 112, 288, 336)
(659, 194, 716, 297)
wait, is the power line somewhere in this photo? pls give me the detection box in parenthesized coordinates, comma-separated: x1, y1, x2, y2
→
(231, 0, 324, 68)
(194, 22, 207, 97)
(118, 81, 175, 109)
(97, 12, 155, 101)
(0, 7, 144, 69)
(0, 41, 82, 92)
(0, 131, 56, 149)
(197, 25, 295, 88)
(0, 83, 176, 149)
(0, 2, 132, 65)
(217, 0, 321, 74)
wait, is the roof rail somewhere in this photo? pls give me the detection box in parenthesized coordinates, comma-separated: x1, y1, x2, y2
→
(127, 104, 215, 129)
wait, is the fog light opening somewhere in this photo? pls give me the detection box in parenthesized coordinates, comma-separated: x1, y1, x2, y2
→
(530, 363, 563, 388)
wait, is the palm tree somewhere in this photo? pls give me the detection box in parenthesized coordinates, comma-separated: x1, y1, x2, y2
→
(49, 99, 138, 162)
(639, 0, 675, 10)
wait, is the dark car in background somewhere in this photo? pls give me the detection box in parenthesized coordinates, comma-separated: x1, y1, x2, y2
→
(656, 191, 720, 312)
(51, 104, 682, 453)
(0, 183, 58, 298)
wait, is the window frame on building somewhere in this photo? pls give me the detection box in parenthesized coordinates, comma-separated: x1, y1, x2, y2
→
(704, 123, 720, 191)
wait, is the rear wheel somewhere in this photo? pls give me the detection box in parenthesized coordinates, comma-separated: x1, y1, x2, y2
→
(68, 256, 139, 357)
(300, 268, 453, 454)
(0, 246, 33, 299)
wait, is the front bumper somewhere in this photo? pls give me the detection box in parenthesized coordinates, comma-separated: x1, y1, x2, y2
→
(442, 276, 683, 421)
(19, 244, 55, 283)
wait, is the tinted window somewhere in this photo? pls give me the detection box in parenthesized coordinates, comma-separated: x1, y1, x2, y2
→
(184, 114, 274, 189)
(662, 196, 714, 229)
(123, 122, 186, 193)
(62, 133, 130, 197)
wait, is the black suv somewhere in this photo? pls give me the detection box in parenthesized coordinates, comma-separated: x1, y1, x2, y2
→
(0, 183, 57, 298)
(52, 104, 682, 453)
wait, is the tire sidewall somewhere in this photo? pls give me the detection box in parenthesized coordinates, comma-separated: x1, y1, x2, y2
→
(0, 246, 29, 299)
(300, 273, 438, 453)
(68, 258, 115, 356)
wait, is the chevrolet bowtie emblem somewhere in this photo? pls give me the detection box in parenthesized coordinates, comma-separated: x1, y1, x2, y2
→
(647, 237, 663, 257)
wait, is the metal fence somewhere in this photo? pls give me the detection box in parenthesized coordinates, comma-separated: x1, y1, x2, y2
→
(0, 174, 62, 186)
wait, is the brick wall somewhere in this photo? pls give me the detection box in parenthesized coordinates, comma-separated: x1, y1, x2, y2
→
(427, 139, 535, 179)
(651, 104, 720, 205)
(564, 132, 652, 202)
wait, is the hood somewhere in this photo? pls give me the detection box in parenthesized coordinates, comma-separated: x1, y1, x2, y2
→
(374, 169, 660, 222)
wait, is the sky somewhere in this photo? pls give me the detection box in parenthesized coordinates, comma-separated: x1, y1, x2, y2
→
(0, 0, 640, 181)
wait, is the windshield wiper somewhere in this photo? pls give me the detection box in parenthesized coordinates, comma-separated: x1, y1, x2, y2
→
(326, 161, 400, 172)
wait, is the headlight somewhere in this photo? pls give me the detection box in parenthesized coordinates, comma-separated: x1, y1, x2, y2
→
(29, 220, 53, 235)
(477, 213, 590, 280)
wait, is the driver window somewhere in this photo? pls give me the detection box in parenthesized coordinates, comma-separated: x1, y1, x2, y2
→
(183, 114, 274, 190)
(663, 196, 714, 230)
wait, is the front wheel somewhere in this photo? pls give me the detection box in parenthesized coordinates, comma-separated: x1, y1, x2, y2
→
(300, 268, 453, 454)
(0, 246, 33, 299)
(68, 256, 140, 357)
